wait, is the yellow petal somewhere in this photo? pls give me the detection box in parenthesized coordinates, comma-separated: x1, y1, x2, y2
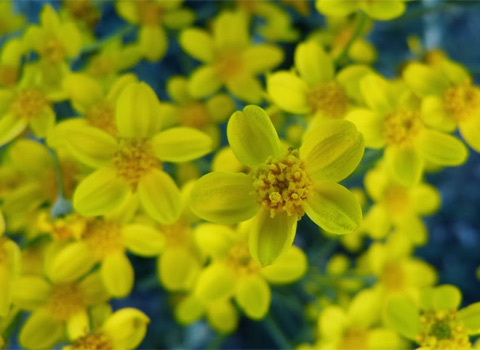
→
(47, 242, 96, 283)
(359, 74, 394, 115)
(195, 263, 236, 302)
(180, 28, 214, 63)
(213, 11, 249, 50)
(190, 172, 257, 224)
(122, 224, 165, 257)
(261, 246, 307, 284)
(267, 71, 310, 114)
(458, 302, 480, 334)
(345, 108, 385, 148)
(11, 276, 51, 310)
(360, 1, 406, 21)
(175, 295, 205, 325)
(137, 169, 182, 224)
(63, 73, 103, 113)
(158, 247, 200, 291)
(101, 252, 134, 298)
(385, 298, 420, 340)
(318, 306, 347, 340)
(227, 105, 282, 168)
(73, 167, 130, 216)
(193, 223, 236, 258)
(432, 285, 462, 311)
(315, 0, 357, 17)
(226, 75, 264, 104)
(459, 117, 480, 153)
(295, 41, 333, 85)
(166, 76, 191, 104)
(67, 310, 89, 340)
(163, 8, 194, 29)
(304, 182, 362, 234)
(206, 300, 238, 334)
(206, 93, 235, 123)
(151, 127, 212, 162)
(9, 138, 53, 177)
(416, 129, 468, 166)
(249, 210, 298, 267)
(301, 119, 364, 182)
(29, 107, 55, 138)
(403, 62, 449, 97)
(103, 308, 150, 350)
(385, 146, 423, 187)
(421, 95, 456, 132)
(243, 44, 283, 75)
(65, 125, 117, 168)
(139, 25, 167, 62)
(116, 82, 162, 138)
(410, 184, 441, 215)
(0, 113, 27, 146)
(19, 311, 64, 350)
(235, 274, 271, 320)
(188, 65, 222, 99)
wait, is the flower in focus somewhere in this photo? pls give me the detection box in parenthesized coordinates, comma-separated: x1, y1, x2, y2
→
(190, 105, 364, 265)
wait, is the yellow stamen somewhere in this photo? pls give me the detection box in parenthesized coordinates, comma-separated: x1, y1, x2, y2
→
(10, 88, 48, 121)
(41, 38, 65, 64)
(443, 81, 480, 123)
(71, 333, 112, 350)
(252, 149, 311, 218)
(383, 109, 422, 147)
(49, 283, 85, 321)
(86, 103, 117, 136)
(83, 220, 123, 259)
(227, 244, 260, 275)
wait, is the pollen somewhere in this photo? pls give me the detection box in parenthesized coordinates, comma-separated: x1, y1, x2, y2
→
(307, 82, 349, 119)
(112, 138, 161, 190)
(227, 244, 260, 275)
(83, 219, 123, 259)
(10, 88, 48, 121)
(443, 81, 480, 123)
(252, 149, 312, 218)
(383, 109, 422, 147)
(41, 38, 65, 64)
(180, 103, 210, 129)
(48, 283, 85, 321)
(417, 310, 470, 350)
(71, 333, 112, 350)
(86, 103, 117, 136)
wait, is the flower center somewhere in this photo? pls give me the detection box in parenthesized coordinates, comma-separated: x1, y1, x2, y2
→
(338, 328, 368, 350)
(112, 138, 161, 190)
(417, 310, 470, 350)
(443, 81, 480, 123)
(83, 220, 123, 259)
(227, 244, 260, 275)
(37, 212, 86, 241)
(383, 109, 422, 147)
(71, 333, 112, 350)
(41, 38, 65, 64)
(49, 283, 85, 321)
(0, 65, 18, 86)
(307, 82, 349, 118)
(66, 0, 99, 29)
(381, 262, 405, 292)
(180, 103, 210, 129)
(88, 55, 115, 78)
(86, 103, 117, 136)
(137, 0, 163, 25)
(159, 220, 190, 246)
(10, 88, 48, 121)
(252, 149, 312, 218)
(215, 52, 244, 81)
(384, 186, 409, 214)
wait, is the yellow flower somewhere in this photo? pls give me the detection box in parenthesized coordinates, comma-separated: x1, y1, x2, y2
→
(191, 105, 364, 266)
(60, 0, 100, 44)
(63, 82, 212, 223)
(403, 60, 480, 153)
(363, 162, 440, 245)
(346, 73, 468, 186)
(64, 307, 149, 350)
(0, 229, 21, 318)
(12, 272, 109, 349)
(316, 0, 407, 21)
(267, 40, 372, 119)
(163, 75, 235, 148)
(180, 11, 283, 103)
(0, 1, 26, 36)
(386, 285, 480, 350)
(116, 0, 194, 62)
(192, 221, 307, 320)
(312, 289, 403, 349)
(0, 66, 57, 146)
(0, 38, 25, 87)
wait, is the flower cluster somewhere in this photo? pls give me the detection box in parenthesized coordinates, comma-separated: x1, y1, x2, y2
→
(0, 1, 479, 349)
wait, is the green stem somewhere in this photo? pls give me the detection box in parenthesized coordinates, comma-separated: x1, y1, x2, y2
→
(49, 149, 72, 218)
(334, 12, 367, 67)
(206, 333, 227, 350)
(263, 314, 292, 349)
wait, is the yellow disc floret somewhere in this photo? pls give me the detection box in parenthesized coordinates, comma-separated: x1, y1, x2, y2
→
(383, 109, 422, 147)
(49, 283, 85, 321)
(307, 82, 349, 118)
(71, 333, 112, 350)
(83, 220, 123, 259)
(112, 138, 160, 190)
(10, 89, 48, 121)
(41, 38, 66, 64)
(417, 310, 470, 350)
(227, 244, 260, 275)
(252, 149, 312, 218)
(86, 103, 117, 136)
(443, 81, 480, 123)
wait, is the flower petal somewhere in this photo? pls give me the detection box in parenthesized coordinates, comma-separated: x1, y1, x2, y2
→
(19, 311, 64, 350)
(73, 167, 130, 216)
(345, 108, 385, 148)
(301, 119, 364, 182)
(103, 308, 150, 350)
(295, 41, 333, 85)
(432, 285, 462, 311)
(47, 242, 96, 283)
(63, 73, 103, 113)
(180, 28, 214, 63)
(137, 169, 182, 224)
(195, 263, 236, 302)
(188, 65, 222, 99)
(213, 11, 249, 50)
(190, 172, 258, 224)
(0, 113, 26, 147)
(235, 274, 271, 320)
(385, 147, 423, 187)
(123, 224, 165, 257)
(226, 75, 264, 104)
(315, 0, 357, 17)
(139, 25, 167, 62)
(29, 107, 55, 138)
(151, 127, 212, 162)
(249, 210, 298, 267)
(403, 62, 449, 97)
(385, 298, 420, 340)
(158, 247, 200, 291)
(227, 105, 282, 168)
(243, 44, 283, 75)
(261, 246, 307, 284)
(459, 117, 480, 153)
(116, 82, 162, 138)
(416, 129, 468, 166)
(360, 1, 406, 20)
(304, 182, 362, 234)
(359, 74, 394, 115)
(101, 252, 134, 298)
(267, 71, 310, 114)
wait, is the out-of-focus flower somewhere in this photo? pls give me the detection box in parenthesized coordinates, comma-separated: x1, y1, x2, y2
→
(316, 0, 407, 21)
